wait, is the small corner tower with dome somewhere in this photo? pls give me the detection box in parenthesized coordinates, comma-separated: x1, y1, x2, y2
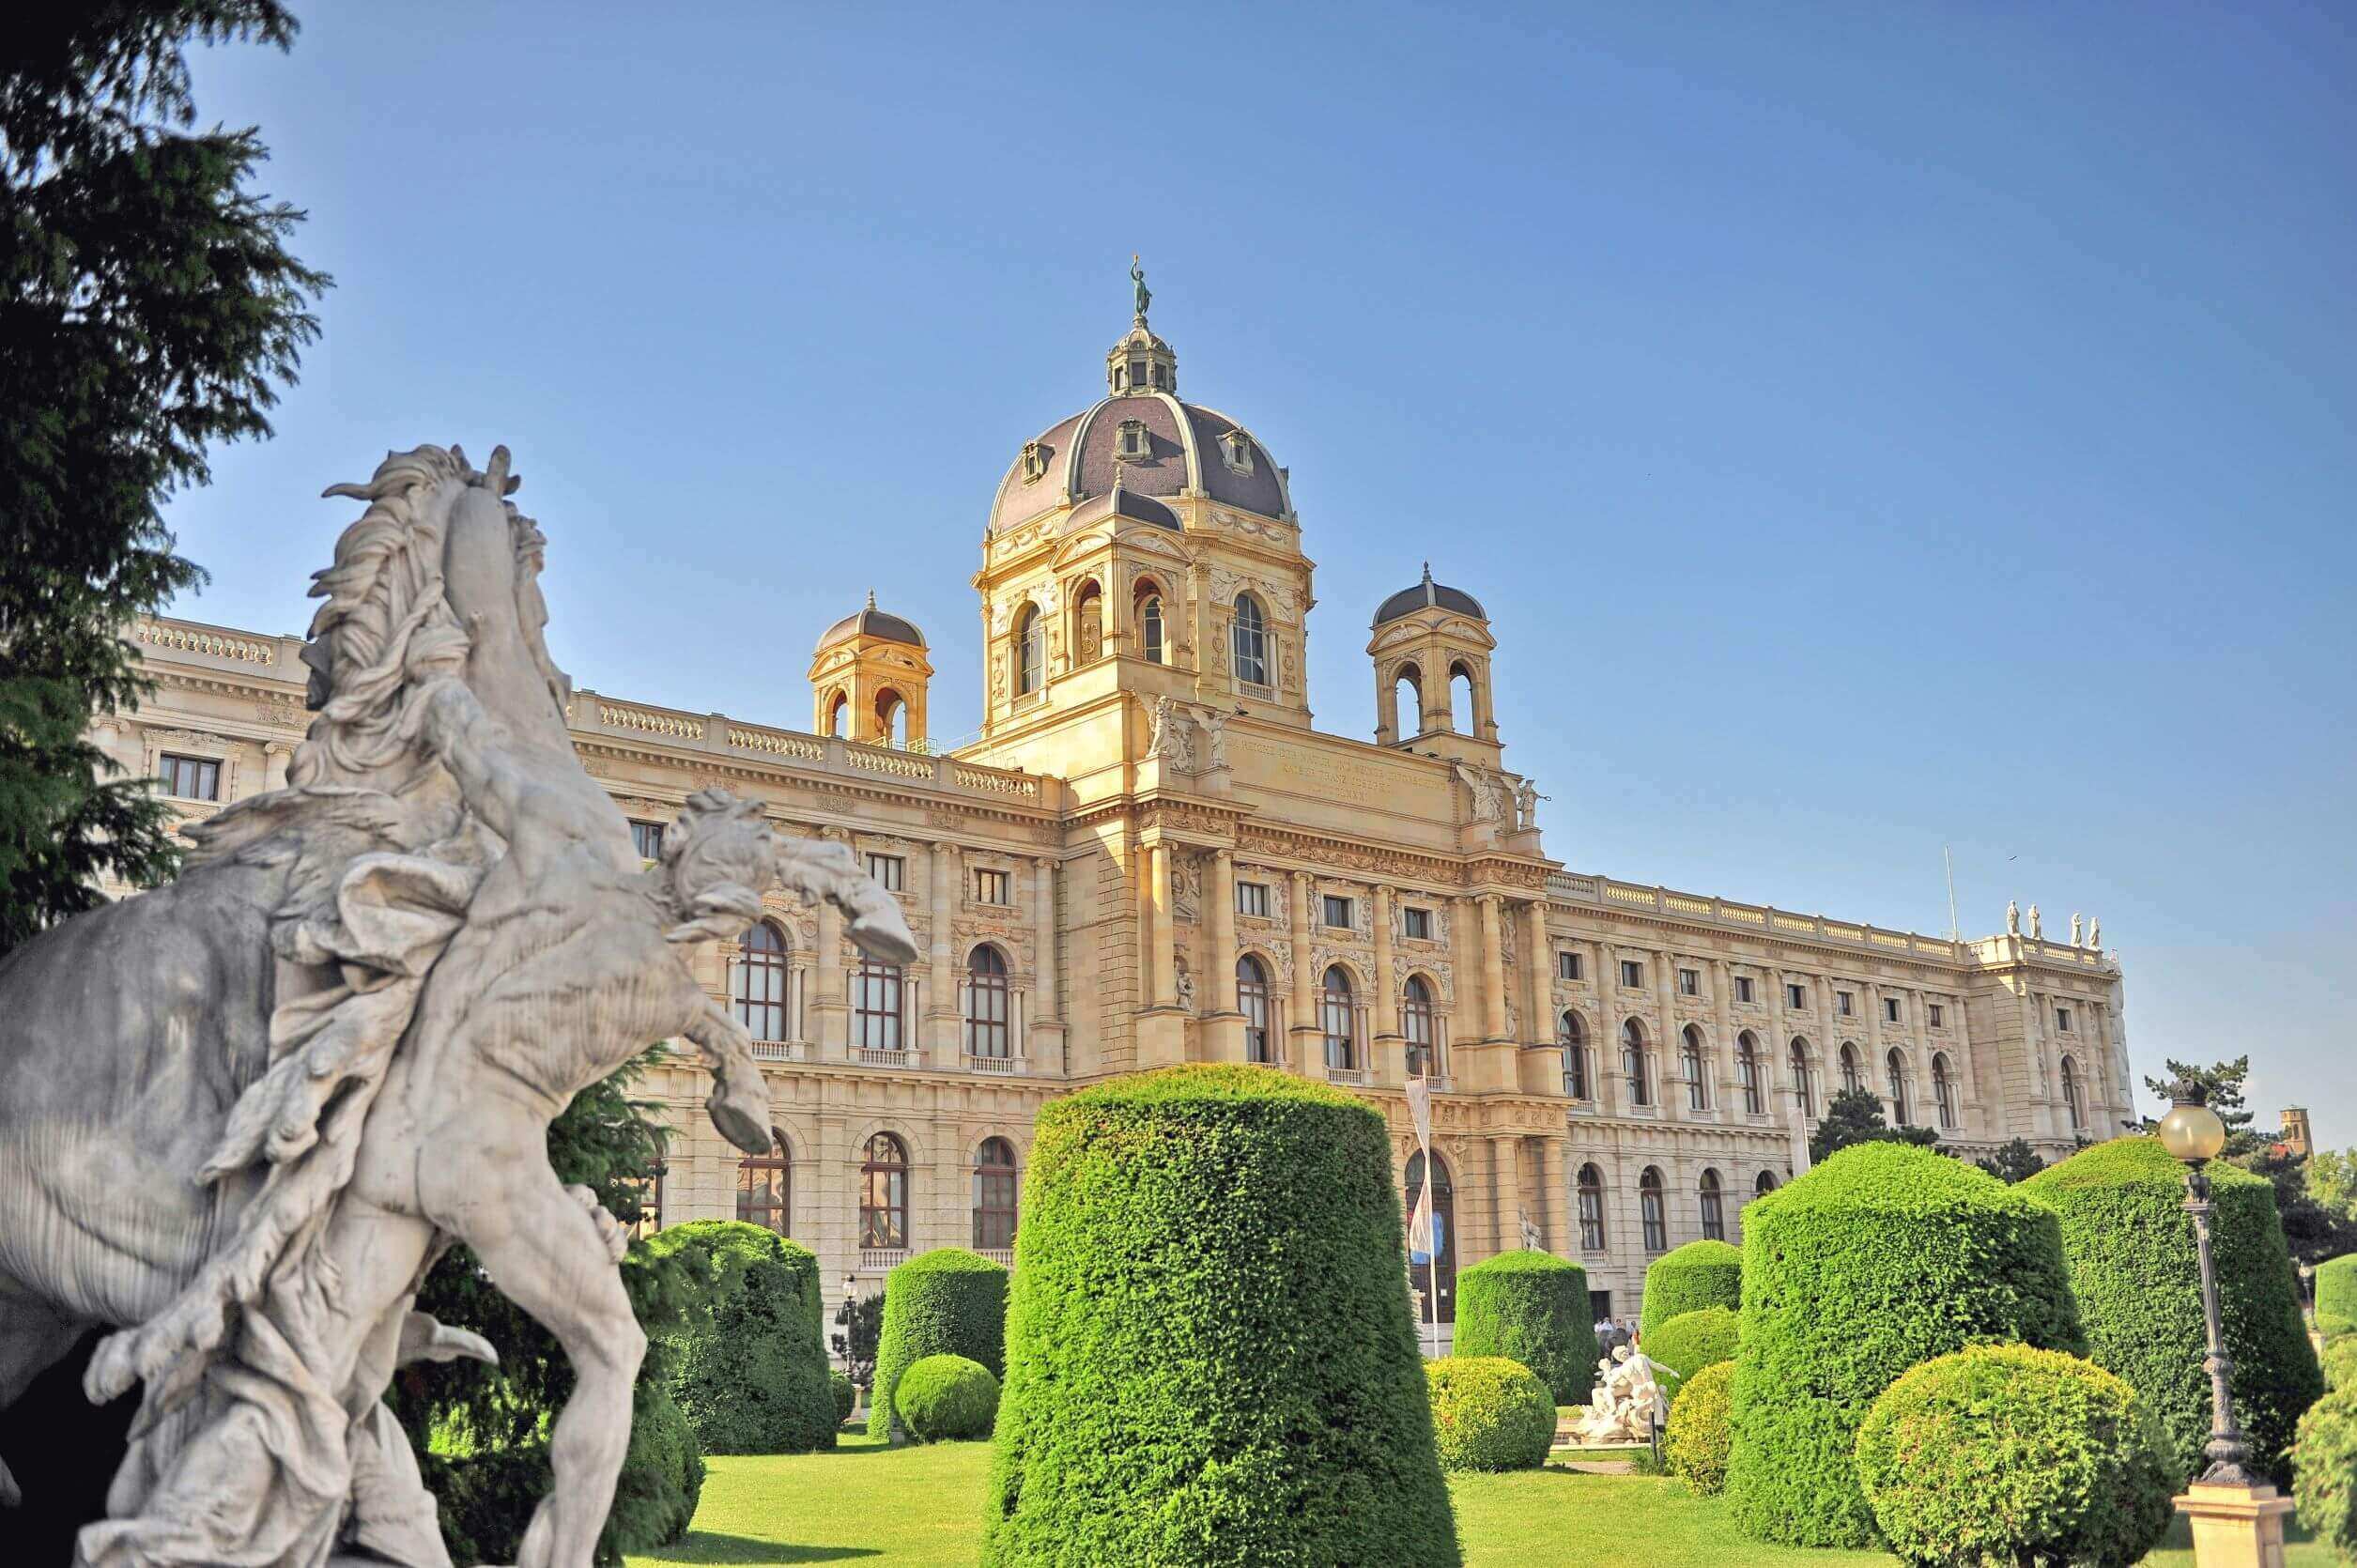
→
(1367, 563, 1502, 766)
(808, 591, 932, 748)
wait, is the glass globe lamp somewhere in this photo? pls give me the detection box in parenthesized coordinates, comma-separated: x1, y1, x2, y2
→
(2158, 1098, 2226, 1164)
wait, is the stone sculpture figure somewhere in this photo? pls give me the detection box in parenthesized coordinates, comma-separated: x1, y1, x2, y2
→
(1146, 694, 1194, 771)
(2006, 899, 2022, 936)
(2028, 903, 2042, 940)
(2088, 915, 2101, 950)
(1513, 778, 1545, 831)
(2070, 912, 2083, 945)
(0, 445, 918, 1568)
(1197, 707, 1230, 770)
(1453, 762, 1505, 825)
(1571, 1345, 1666, 1445)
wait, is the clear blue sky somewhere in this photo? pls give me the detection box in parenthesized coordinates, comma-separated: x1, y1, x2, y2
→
(168, 4, 2354, 1145)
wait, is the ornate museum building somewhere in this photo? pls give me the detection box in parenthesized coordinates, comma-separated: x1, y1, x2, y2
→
(97, 301, 2134, 1337)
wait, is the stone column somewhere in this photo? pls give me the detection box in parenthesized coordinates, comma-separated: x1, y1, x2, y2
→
(1478, 895, 1507, 1042)
(1148, 839, 1178, 1008)
(1288, 870, 1317, 1073)
(928, 841, 959, 1056)
(262, 740, 294, 792)
(1032, 855, 1059, 1022)
(1373, 884, 1403, 1084)
(1521, 900, 1549, 1045)
(1712, 959, 1735, 1113)
(1537, 1136, 1566, 1253)
(1656, 947, 1681, 1117)
(1455, 898, 1487, 1044)
(1499, 1135, 1528, 1253)
(1594, 938, 1622, 1115)
(816, 891, 846, 1056)
(1203, 849, 1244, 1061)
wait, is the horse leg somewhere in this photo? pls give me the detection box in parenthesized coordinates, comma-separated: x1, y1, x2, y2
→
(0, 1296, 89, 1506)
(437, 1152, 641, 1568)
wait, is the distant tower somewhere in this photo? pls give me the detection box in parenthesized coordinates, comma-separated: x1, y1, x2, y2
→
(2279, 1106, 2313, 1160)
(1366, 563, 1501, 766)
(809, 592, 932, 747)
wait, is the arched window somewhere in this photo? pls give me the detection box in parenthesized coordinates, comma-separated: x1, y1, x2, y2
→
(1406, 1150, 1456, 1321)
(2061, 1055, 2084, 1131)
(855, 958, 903, 1051)
(1699, 1169, 1726, 1242)
(1886, 1048, 1911, 1125)
(736, 1127, 791, 1236)
(859, 1132, 909, 1250)
(1320, 965, 1356, 1070)
(1559, 1011, 1590, 1099)
(1394, 664, 1423, 737)
(1754, 1170, 1778, 1198)
(1448, 663, 1475, 733)
(1640, 1166, 1668, 1253)
(1402, 976, 1438, 1078)
(1790, 1038, 1816, 1117)
(1577, 1163, 1608, 1251)
(1736, 1031, 1763, 1115)
(1839, 1041, 1862, 1097)
(972, 1136, 1018, 1252)
(1622, 1019, 1651, 1106)
(1074, 582, 1103, 664)
(731, 919, 789, 1041)
(1231, 592, 1268, 686)
(1682, 1024, 1709, 1111)
(1933, 1052, 1957, 1130)
(1137, 588, 1164, 664)
(825, 690, 849, 738)
(963, 945, 1010, 1059)
(1015, 605, 1042, 695)
(875, 687, 907, 747)
(1237, 955, 1271, 1064)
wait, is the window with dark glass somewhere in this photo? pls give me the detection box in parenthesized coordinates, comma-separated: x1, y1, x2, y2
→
(731, 919, 789, 1040)
(1640, 1168, 1668, 1253)
(1139, 592, 1164, 663)
(1577, 1164, 1607, 1250)
(1237, 955, 1271, 1064)
(1558, 950, 1582, 982)
(859, 1133, 908, 1249)
(855, 959, 903, 1051)
(1560, 1011, 1589, 1099)
(1016, 606, 1042, 695)
(973, 1137, 1018, 1251)
(2056, 1006, 2072, 1033)
(1320, 966, 1355, 1070)
(629, 820, 666, 860)
(963, 945, 1010, 1058)
(1786, 981, 1807, 1010)
(1682, 1026, 1709, 1110)
(1929, 1002, 1945, 1027)
(737, 1129, 790, 1236)
(1736, 1032, 1763, 1114)
(1232, 593, 1269, 685)
(1933, 1053, 1957, 1130)
(1790, 1038, 1815, 1116)
(1699, 1169, 1725, 1242)
(1754, 1170, 1777, 1198)
(866, 853, 903, 891)
(1235, 881, 1270, 918)
(1837, 990, 1855, 1018)
(1840, 1043, 1862, 1097)
(1735, 976, 1755, 1004)
(1887, 1048, 1910, 1124)
(1403, 906, 1433, 941)
(1321, 894, 1353, 930)
(1402, 976, 1437, 1078)
(2061, 1056, 2084, 1130)
(159, 753, 220, 801)
(1678, 967, 1700, 997)
(1620, 960, 1644, 989)
(1885, 995, 1903, 1024)
(974, 868, 1010, 905)
(1622, 1019, 1651, 1106)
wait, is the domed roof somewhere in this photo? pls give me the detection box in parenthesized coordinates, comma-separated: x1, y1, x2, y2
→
(816, 591, 925, 653)
(1373, 564, 1486, 627)
(988, 393, 1291, 535)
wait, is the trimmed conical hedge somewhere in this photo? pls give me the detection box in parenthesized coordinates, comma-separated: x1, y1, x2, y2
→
(982, 1065, 1458, 1566)
(870, 1247, 1009, 1439)
(648, 1221, 837, 1454)
(1724, 1142, 2083, 1547)
(2318, 1253, 2357, 1337)
(2021, 1136, 2322, 1484)
(1640, 1238, 1742, 1339)
(1452, 1249, 1598, 1404)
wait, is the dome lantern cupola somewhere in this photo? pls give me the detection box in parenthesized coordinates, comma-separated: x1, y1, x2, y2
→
(809, 589, 933, 749)
(1106, 258, 1176, 398)
(1367, 562, 1501, 764)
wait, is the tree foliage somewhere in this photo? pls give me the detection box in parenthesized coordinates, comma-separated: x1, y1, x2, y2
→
(2234, 1147, 2357, 1269)
(1974, 1137, 2046, 1184)
(1450, 1249, 1597, 1405)
(869, 1248, 1007, 1440)
(0, 3, 328, 955)
(1640, 1238, 1743, 1340)
(1423, 1357, 1555, 1473)
(649, 1222, 837, 1455)
(2141, 1055, 2260, 1155)
(387, 1049, 701, 1565)
(1808, 1086, 1939, 1165)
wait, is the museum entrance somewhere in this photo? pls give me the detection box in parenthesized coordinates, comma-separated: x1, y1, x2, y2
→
(1405, 1150, 1457, 1323)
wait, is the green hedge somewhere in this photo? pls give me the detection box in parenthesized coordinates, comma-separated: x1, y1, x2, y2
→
(898, 1354, 1001, 1441)
(1856, 1344, 2174, 1567)
(1647, 1307, 1738, 1404)
(1425, 1357, 1555, 1472)
(647, 1222, 836, 1455)
(1724, 1142, 2083, 1548)
(2022, 1136, 2322, 1486)
(870, 1248, 1009, 1440)
(2294, 1388, 2357, 1559)
(1641, 1239, 1742, 1339)
(829, 1370, 855, 1425)
(1451, 1250, 1598, 1404)
(1664, 1360, 1734, 1497)
(982, 1065, 1459, 1566)
(2319, 1253, 2357, 1330)
(2323, 1337, 2357, 1393)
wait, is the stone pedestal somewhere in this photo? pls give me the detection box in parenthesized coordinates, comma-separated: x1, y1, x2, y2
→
(2174, 1482, 2295, 1568)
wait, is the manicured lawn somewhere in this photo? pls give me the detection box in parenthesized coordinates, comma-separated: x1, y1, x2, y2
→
(627, 1435, 2333, 1567)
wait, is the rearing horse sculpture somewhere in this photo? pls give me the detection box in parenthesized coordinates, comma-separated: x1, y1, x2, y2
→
(0, 445, 917, 1567)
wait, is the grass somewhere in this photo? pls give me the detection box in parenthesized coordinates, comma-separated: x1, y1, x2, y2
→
(627, 1434, 2335, 1567)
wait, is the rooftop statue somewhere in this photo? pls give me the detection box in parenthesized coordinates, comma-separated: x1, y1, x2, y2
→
(1131, 254, 1151, 322)
(0, 444, 917, 1568)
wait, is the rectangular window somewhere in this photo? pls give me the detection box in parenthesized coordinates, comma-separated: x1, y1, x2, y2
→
(974, 869, 1010, 905)
(1929, 1003, 1945, 1027)
(866, 853, 903, 891)
(1786, 982, 1807, 1010)
(1558, 950, 1582, 982)
(2056, 1006, 2072, 1033)
(1321, 894, 1354, 930)
(1735, 976, 1755, 1004)
(1620, 960, 1644, 990)
(1402, 906, 1432, 941)
(158, 753, 221, 802)
(1884, 996, 1903, 1024)
(1235, 881, 1271, 918)
(1677, 967, 1700, 997)
(628, 820, 665, 861)
(1836, 990, 1855, 1017)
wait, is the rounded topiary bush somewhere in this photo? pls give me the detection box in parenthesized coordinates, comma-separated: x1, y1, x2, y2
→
(870, 1247, 1009, 1439)
(647, 1221, 837, 1454)
(1425, 1356, 1556, 1472)
(2323, 1336, 2357, 1393)
(898, 1353, 1001, 1441)
(1856, 1344, 2176, 1568)
(1725, 1142, 2084, 1548)
(829, 1369, 855, 1425)
(1647, 1306, 1738, 1403)
(982, 1065, 1459, 1566)
(2318, 1253, 2357, 1334)
(1451, 1249, 1599, 1405)
(1664, 1360, 1734, 1497)
(2022, 1135, 2322, 1485)
(1641, 1238, 1743, 1339)
(2294, 1388, 2357, 1559)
